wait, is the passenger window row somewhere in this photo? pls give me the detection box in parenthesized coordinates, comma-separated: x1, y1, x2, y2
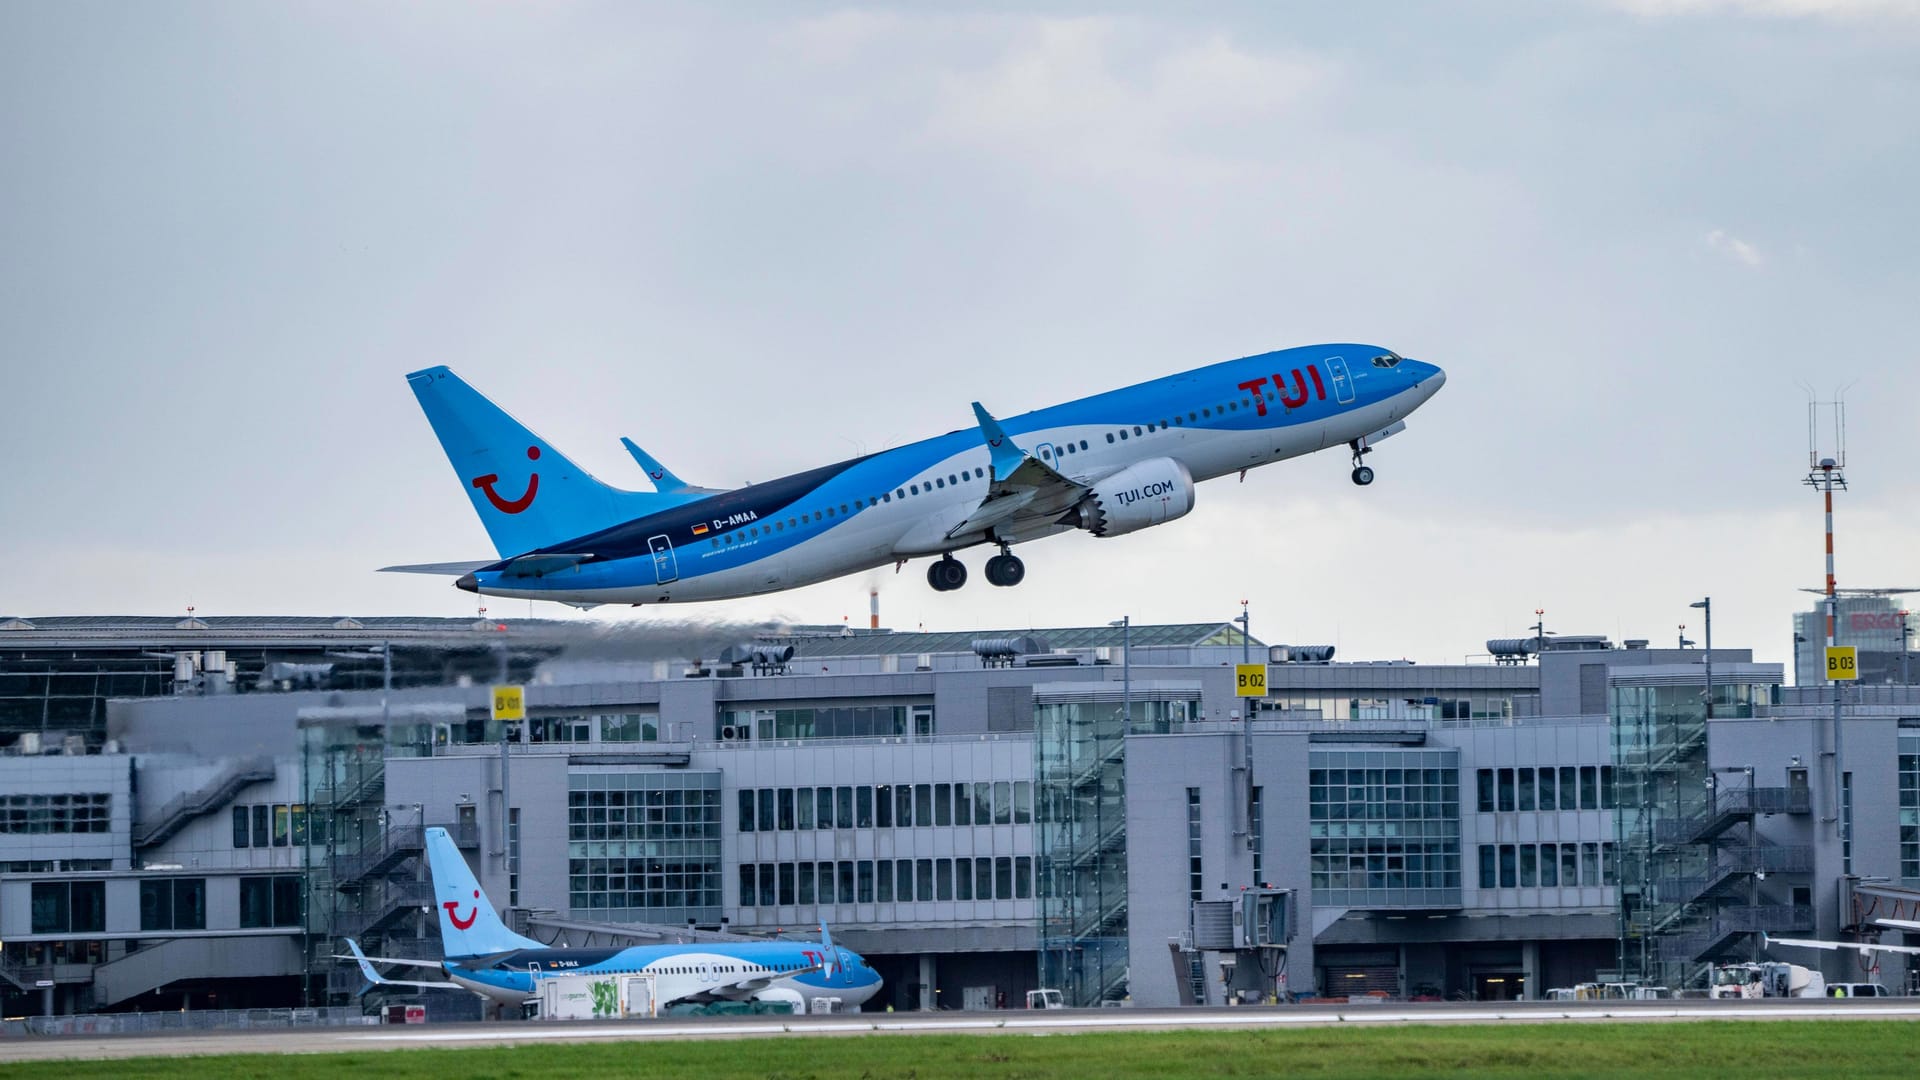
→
(1101, 398, 1264, 444)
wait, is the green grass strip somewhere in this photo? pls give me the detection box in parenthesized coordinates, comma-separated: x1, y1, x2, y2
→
(7, 1020, 1920, 1079)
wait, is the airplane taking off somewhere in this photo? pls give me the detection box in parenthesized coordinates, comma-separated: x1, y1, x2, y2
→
(386, 344, 1445, 608)
(339, 827, 882, 1011)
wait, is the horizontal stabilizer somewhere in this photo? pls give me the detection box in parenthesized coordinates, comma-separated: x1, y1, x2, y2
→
(337, 939, 463, 992)
(497, 552, 594, 579)
(380, 560, 494, 576)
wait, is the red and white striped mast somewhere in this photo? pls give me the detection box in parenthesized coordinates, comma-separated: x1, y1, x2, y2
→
(1804, 401, 1848, 652)
(1803, 399, 1848, 840)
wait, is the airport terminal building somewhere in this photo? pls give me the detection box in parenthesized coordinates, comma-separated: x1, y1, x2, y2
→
(3, 613, 1918, 1015)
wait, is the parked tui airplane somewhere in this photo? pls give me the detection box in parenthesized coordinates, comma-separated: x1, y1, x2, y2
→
(338, 827, 881, 1011)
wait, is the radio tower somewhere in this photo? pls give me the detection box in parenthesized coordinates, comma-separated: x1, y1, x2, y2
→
(1803, 398, 1848, 839)
(1803, 400, 1848, 652)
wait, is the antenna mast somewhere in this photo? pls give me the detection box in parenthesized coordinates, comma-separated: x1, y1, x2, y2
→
(1803, 399, 1848, 647)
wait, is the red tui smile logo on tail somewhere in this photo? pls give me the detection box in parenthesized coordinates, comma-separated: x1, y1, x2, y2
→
(444, 888, 481, 930)
(471, 446, 540, 514)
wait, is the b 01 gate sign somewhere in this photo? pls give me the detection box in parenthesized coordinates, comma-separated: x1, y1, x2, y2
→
(1825, 647, 1859, 682)
(492, 684, 526, 720)
(1235, 664, 1267, 697)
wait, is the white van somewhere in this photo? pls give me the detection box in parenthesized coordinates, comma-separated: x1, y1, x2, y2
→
(1827, 983, 1894, 998)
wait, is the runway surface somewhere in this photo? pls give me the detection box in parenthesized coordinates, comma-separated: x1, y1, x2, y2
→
(6, 1000, 1920, 1063)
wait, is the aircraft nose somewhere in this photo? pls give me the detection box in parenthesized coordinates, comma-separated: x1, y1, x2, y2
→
(1414, 362, 1446, 395)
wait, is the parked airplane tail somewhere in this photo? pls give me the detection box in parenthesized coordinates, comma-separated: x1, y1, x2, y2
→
(425, 826, 544, 958)
(406, 366, 705, 558)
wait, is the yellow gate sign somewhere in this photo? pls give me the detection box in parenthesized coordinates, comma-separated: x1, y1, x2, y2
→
(1235, 664, 1267, 698)
(491, 685, 526, 720)
(1825, 647, 1858, 682)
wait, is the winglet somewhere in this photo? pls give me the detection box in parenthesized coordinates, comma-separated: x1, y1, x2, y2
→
(622, 438, 689, 493)
(971, 402, 1027, 481)
(820, 920, 838, 978)
(344, 938, 384, 986)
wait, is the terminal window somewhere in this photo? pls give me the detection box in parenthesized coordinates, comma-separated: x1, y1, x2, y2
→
(1, 792, 111, 834)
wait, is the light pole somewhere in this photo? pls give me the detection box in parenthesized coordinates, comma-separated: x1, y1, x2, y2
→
(1691, 598, 1713, 720)
(1901, 611, 1912, 685)
(1237, 600, 1251, 667)
(1109, 617, 1130, 726)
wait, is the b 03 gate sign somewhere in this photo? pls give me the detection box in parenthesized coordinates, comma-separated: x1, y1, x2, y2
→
(1825, 647, 1858, 682)
(1235, 664, 1267, 698)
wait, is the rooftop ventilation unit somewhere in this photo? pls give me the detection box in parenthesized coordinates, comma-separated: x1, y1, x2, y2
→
(1269, 645, 1336, 664)
(1487, 638, 1540, 665)
(973, 635, 1050, 668)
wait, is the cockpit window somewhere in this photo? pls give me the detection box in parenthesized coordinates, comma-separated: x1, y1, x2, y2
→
(1371, 353, 1401, 368)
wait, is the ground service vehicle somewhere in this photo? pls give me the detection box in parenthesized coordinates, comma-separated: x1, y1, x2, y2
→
(1711, 962, 1826, 999)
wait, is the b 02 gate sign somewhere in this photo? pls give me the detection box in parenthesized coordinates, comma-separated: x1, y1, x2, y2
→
(1825, 647, 1859, 682)
(1235, 664, 1267, 698)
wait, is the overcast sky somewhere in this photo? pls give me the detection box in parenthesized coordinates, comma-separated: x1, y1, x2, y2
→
(3, 1, 1916, 665)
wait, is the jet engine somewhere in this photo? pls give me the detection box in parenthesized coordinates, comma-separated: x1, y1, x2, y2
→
(755, 986, 807, 1011)
(1065, 457, 1196, 538)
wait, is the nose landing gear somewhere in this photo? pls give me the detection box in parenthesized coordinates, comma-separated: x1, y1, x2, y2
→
(1348, 438, 1376, 486)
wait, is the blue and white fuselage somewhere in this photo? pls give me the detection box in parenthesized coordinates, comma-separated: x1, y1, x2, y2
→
(391, 344, 1445, 606)
(443, 942, 881, 1010)
(340, 827, 881, 1010)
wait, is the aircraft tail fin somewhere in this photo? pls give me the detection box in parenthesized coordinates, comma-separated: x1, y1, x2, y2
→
(425, 826, 543, 958)
(405, 367, 704, 558)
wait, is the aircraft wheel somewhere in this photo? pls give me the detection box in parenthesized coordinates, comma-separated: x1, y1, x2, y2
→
(986, 553, 1025, 587)
(927, 556, 968, 592)
(1351, 465, 1375, 486)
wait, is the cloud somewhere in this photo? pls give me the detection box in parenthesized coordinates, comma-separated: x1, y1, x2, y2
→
(1706, 228, 1765, 266)
(1604, 0, 1920, 20)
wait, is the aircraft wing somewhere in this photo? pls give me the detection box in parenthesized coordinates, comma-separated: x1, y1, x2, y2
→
(673, 961, 831, 1004)
(1764, 933, 1920, 957)
(944, 403, 1090, 541)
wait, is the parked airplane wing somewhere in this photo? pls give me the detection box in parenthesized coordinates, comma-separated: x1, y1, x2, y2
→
(680, 960, 831, 1004)
(1764, 933, 1920, 957)
(947, 403, 1089, 541)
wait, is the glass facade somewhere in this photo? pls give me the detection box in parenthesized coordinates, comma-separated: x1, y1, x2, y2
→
(1035, 690, 1198, 1007)
(1901, 735, 1919, 883)
(1612, 675, 1781, 988)
(1308, 750, 1461, 908)
(720, 703, 933, 742)
(567, 770, 722, 923)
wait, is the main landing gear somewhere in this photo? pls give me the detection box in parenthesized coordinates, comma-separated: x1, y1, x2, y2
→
(984, 547, 1025, 588)
(927, 548, 1026, 592)
(1348, 438, 1376, 486)
(927, 555, 968, 592)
